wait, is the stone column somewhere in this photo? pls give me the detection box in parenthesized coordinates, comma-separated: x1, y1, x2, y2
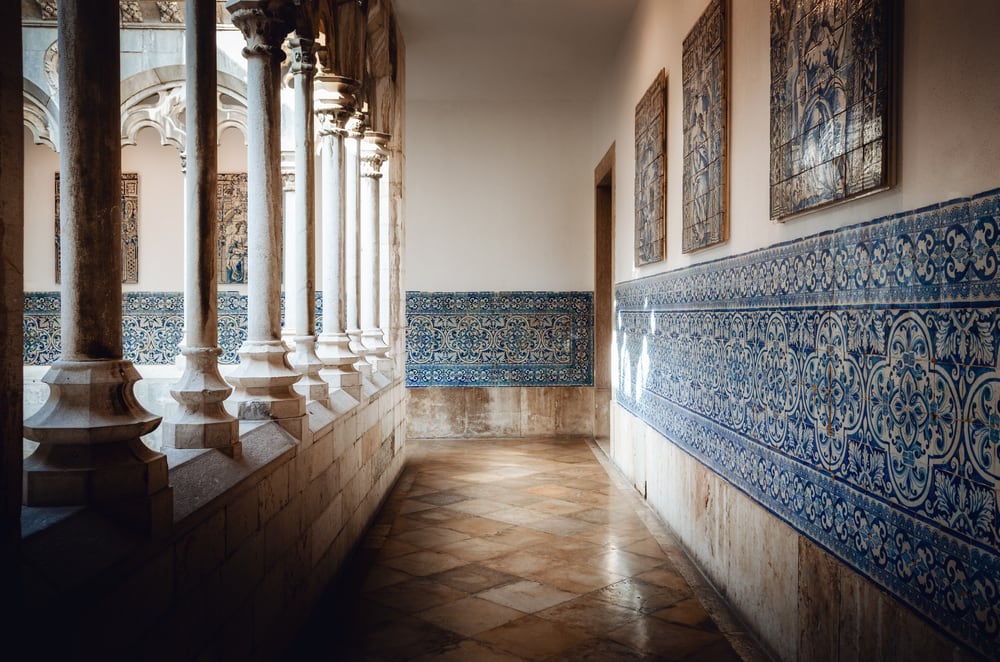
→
(225, 0, 305, 432)
(280, 149, 296, 346)
(315, 75, 363, 404)
(23, 0, 170, 533)
(0, 0, 23, 547)
(344, 112, 372, 380)
(162, 0, 240, 456)
(287, 36, 329, 408)
(360, 130, 393, 379)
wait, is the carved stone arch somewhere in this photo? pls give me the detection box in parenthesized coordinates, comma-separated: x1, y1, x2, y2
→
(120, 65, 250, 151)
(23, 78, 59, 152)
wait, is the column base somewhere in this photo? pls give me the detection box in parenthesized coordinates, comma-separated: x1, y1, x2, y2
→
(225, 340, 306, 422)
(162, 346, 240, 456)
(290, 335, 331, 408)
(316, 331, 363, 400)
(360, 328, 393, 378)
(22, 359, 172, 534)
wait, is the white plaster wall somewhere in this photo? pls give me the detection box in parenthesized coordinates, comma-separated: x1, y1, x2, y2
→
(24, 126, 249, 292)
(595, 0, 1000, 285)
(405, 98, 595, 292)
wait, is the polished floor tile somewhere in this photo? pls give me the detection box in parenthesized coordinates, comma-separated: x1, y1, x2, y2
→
(288, 437, 765, 660)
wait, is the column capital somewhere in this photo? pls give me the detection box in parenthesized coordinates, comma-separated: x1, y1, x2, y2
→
(280, 149, 295, 191)
(288, 35, 316, 76)
(227, 0, 292, 62)
(346, 111, 367, 139)
(361, 131, 391, 178)
(314, 74, 360, 137)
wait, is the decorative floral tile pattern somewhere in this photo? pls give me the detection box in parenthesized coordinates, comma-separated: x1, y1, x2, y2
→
(405, 291, 593, 388)
(615, 188, 1000, 657)
(23, 291, 325, 366)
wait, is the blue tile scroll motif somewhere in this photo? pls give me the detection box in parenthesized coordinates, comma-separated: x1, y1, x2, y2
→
(615, 189, 1000, 657)
(24, 291, 262, 366)
(406, 291, 593, 387)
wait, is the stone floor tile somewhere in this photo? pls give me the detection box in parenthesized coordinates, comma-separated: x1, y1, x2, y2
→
(474, 614, 591, 659)
(410, 639, 525, 662)
(545, 637, 654, 662)
(652, 596, 720, 630)
(394, 525, 472, 550)
(289, 438, 762, 662)
(418, 596, 525, 637)
(383, 550, 467, 576)
(367, 576, 469, 614)
(526, 560, 625, 594)
(606, 616, 729, 659)
(428, 564, 521, 594)
(361, 564, 413, 592)
(592, 577, 692, 614)
(477, 579, 578, 613)
(535, 594, 642, 636)
(412, 491, 470, 507)
(435, 537, 518, 563)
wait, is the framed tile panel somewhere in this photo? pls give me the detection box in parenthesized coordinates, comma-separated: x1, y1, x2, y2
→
(682, 0, 729, 253)
(769, 0, 895, 220)
(635, 69, 667, 266)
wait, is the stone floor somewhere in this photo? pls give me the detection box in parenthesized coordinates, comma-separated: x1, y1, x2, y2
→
(288, 438, 770, 661)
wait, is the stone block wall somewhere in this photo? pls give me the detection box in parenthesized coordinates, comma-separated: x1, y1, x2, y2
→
(16, 380, 407, 660)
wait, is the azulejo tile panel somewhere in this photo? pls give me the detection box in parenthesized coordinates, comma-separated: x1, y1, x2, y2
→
(24, 291, 326, 366)
(405, 291, 593, 388)
(615, 188, 1000, 657)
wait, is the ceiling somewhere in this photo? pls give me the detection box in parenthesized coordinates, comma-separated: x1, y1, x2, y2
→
(392, 0, 639, 102)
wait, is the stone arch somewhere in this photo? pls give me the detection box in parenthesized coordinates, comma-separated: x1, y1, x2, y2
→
(23, 78, 59, 152)
(120, 65, 250, 151)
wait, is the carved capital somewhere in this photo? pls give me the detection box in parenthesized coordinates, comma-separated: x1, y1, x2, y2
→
(227, 1, 292, 62)
(120, 1, 143, 23)
(314, 75, 360, 137)
(280, 150, 295, 191)
(345, 111, 366, 139)
(156, 1, 182, 23)
(288, 36, 316, 76)
(361, 131, 391, 178)
(35, 0, 57, 20)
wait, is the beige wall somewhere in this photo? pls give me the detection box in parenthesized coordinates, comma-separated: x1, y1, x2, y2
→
(594, 0, 1000, 285)
(405, 98, 596, 292)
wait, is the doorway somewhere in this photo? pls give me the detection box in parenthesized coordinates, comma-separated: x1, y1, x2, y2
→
(594, 144, 614, 455)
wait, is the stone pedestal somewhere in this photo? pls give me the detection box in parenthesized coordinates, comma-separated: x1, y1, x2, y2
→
(22, 0, 170, 534)
(162, 347, 240, 455)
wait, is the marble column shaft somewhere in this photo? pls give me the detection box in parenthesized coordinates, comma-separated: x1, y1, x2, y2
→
(344, 114, 371, 379)
(360, 131, 392, 377)
(225, 0, 305, 426)
(315, 75, 362, 403)
(22, 0, 170, 532)
(287, 41, 329, 407)
(162, 0, 239, 454)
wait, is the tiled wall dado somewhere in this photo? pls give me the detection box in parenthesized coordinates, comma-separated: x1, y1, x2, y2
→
(23, 291, 327, 365)
(405, 291, 595, 439)
(405, 291, 593, 387)
(615, 189, 1000, 658)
